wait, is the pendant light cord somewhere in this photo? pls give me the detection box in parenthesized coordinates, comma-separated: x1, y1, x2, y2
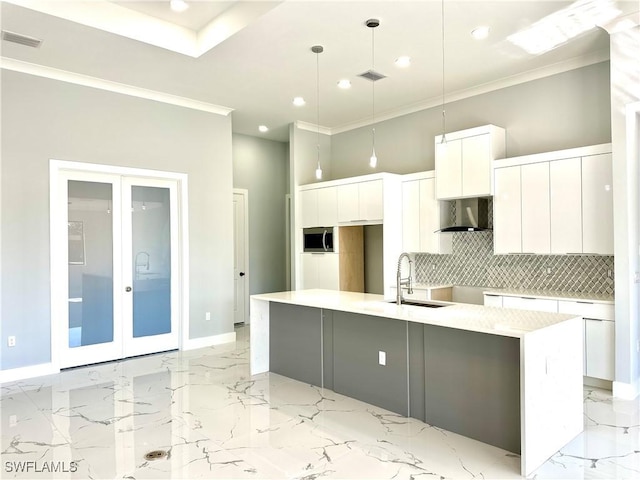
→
(441, 0, 447, 144)
(371, 25, 376, 150)
(316, 49, 321, 164)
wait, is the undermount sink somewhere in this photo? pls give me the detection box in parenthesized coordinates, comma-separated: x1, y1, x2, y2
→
(389, 299, 446, 308)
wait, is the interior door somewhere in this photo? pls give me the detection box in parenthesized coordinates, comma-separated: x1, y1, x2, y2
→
(58, 170, 180, 368)
(233, 190, 248, 324)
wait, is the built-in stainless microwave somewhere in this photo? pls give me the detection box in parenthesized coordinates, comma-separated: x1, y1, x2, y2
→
(303, 227, 334, 252)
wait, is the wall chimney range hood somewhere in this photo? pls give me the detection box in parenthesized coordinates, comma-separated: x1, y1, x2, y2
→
(438, 198, 490, 233)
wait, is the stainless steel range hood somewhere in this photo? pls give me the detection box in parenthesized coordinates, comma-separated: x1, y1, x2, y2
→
(438, 198, 490, 233)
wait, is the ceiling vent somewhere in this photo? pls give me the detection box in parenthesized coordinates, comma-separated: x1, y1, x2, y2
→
(2, 30, 43, 48)
(358, 69, 386, 82)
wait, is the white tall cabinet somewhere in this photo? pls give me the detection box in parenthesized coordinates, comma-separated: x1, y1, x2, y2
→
(493, 144, 613, 255)
(401, 171, 452, 254)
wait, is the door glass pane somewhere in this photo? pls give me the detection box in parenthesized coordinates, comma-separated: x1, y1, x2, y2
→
(68, 181, 114, 347)
(132, 186, 171, 338)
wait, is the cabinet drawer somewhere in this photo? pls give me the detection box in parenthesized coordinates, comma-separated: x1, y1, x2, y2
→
(558, 301, 614, 321)
(483, 294, 503, 308)
(502, 296, 558, 312)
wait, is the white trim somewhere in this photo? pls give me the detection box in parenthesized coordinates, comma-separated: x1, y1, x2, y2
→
(1, 57, 233, 116)
(182, 332, 236, 351)
(613, 380, 640, 400)
(295, 121, 332, 137)
(0, 363, 59, 384)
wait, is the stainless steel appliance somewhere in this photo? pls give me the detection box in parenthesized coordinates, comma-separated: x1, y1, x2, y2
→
(303, 227, 334, 252)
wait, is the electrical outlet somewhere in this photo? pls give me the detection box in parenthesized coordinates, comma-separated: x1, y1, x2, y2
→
(637, 340, 640, 353)
(205, 312, 211, 321)
(9, 415, 17, 427)
(545, 267, 552, 275)
(431, 264, 436, 271)
(7, 336, 16, 347)
(608, 269, 613, 279)
(378, 351, 386, 366)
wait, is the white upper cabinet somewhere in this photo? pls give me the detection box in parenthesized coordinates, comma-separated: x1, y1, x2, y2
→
(582, 153, 613, 254)
(337, 179, 383, 223)
(550, 158, 582, 254)
(300, 186, 337, 228)
(435, 125, 506, 200)
(401, 172, 452, 254)
(521, 162, 550, 254)
(493, 144, 612, 255)
(493, 166, 522, 254)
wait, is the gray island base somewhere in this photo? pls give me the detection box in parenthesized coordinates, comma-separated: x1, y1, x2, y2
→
(250, 289, 583, 476)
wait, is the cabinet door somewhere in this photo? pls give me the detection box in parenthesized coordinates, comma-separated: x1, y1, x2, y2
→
(402, 180, 420, 252)
(300, 189, 318, 228)
(317, 186, 337, 226)
(550, 158, 582, 254)
(493, 166, 522, 254)
(435, 140, 462, 199)
(317, 253, 340, 290)
(582, 153, 613, 254)
(521, 162, 550, 254)
(462, 134, 491, 197)
(300, 253, 318, 289)
(420, 178, 451, 254)
(359, 180, 384, 221)
(483, 294, 503, 307)
(585, 319, 614, 381)
(337, 183, 360, 222)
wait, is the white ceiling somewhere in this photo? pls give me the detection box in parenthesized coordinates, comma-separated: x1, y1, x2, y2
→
(1, 1, 636, 142)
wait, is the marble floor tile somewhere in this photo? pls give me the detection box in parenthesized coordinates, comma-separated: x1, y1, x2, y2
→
(2, 325, 640, 479)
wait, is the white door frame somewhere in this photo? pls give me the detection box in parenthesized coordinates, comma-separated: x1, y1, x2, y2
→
(49, 159, 190, 369)
(233, 188, 249, 324)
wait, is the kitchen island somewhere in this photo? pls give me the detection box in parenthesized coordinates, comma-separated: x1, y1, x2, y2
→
(250, 289, 583, 476)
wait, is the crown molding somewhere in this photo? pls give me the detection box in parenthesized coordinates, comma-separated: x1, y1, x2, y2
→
(0, 57, 234, 116)
(295, 120, 332, 136)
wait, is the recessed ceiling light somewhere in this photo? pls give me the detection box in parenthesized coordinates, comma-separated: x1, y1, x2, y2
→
(337, 79, 351, 89)
(395, 56, 411, 68)
(471, 26, 490, 40)
(170, 0, 189, 12)
(258, 125, 269, 133)
(293, 97, 306, 106)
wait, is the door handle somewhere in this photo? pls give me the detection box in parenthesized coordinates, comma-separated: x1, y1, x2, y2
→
(125, 286, 132, 292)
(239, 272, 245, 277)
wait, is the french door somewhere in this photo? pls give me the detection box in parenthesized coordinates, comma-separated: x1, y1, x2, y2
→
(53, 167, 181, 369)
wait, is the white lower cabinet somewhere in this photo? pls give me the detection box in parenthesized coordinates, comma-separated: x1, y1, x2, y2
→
(484, 294, 615, 382)
(300, 253, 339, 290)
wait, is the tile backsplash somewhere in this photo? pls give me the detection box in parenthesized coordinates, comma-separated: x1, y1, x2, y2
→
(414, 200, 614, 295)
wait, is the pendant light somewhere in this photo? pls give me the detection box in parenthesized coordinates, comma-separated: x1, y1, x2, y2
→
(366, 18, 380, 168)
(440, 0, 447, 145)
(312, 45, 324, 180)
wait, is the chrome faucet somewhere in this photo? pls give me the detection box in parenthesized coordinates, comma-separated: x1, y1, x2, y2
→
(396, 252, 414, 305)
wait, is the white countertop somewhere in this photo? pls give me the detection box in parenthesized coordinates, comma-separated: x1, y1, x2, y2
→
(251, 289, 581, 339)
(483, 288, 614, 304)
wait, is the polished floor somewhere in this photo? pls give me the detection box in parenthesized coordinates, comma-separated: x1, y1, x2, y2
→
(1, 325, 639, 479)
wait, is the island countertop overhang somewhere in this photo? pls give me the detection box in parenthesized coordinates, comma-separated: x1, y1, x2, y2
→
(250, 289, 581, 339)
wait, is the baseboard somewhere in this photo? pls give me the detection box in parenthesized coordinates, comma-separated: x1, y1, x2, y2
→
(183, 331, 236, 351)
(613, 379, 640, 400)
(0, 363, 59, 384)
(583, 376, 613, 390)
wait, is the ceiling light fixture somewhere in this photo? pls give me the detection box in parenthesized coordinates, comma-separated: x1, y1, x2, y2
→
(170, 0, 189, 13)
(366, 18, 380, 169)
(439, 0, 447, 145)
(471, 26, 490, 40)
(337, 79, 351, 89)
(258, 125, 269, 133)
(395, 56, 411, 68)
(312, 45, 324, 181)
(293, 96, 306, 106)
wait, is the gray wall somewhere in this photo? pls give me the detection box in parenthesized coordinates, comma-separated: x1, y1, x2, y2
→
(232, 134, 288, 295)
(1, 70, 234, 371)
(330, 62, 612, 179)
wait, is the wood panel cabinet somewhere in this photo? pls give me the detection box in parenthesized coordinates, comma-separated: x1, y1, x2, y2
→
(402, 173, 451, 254)
(435, 125, 506, 200)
